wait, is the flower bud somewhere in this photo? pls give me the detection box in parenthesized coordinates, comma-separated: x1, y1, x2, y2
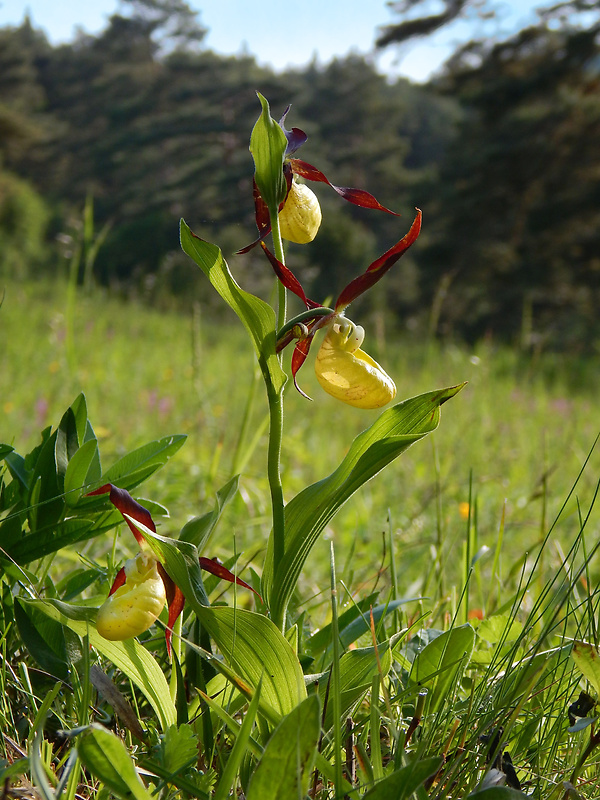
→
(278, 181, 322, 243)
(97, 553, 167, 641)
(315, 318, 396, 409)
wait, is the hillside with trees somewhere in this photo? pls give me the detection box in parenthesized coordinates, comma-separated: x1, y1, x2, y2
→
(1, 0, 599, 351)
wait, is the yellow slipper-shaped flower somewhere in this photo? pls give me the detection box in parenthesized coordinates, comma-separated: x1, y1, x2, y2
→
(315, 318, 396, 409)
(96, 552, 167, 641)
(278, 181, 322, 243)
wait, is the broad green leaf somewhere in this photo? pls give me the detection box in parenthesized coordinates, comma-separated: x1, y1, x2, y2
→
(246, 694, 320, 800)
(249, 92, 288, 214)
(263, 384, 465, 623)
(97, 435, 186, 493)
(4, 449, 29, 488)
(77, 724, 154, 800)
(572, 640, 600, 696)
(410, 623, 475, 713)
(179, 474, 239, 549)
(362, 755, 443, 799)
(27, 429, 63, 531)
(195, 607, 307, 718)
(64, 439, 102, 506)
(23, 598, 176, 730)
(0, 443, 15, 461)
(180, 221, 286, 395)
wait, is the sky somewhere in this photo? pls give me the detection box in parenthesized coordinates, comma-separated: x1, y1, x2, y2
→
(0, 0, 547, 83)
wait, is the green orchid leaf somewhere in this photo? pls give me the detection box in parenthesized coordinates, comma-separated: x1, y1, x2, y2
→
(410, 623, 476, 713)
(249, 92, 287, 214)
(22, 598, 176, 730)
(77, 724, 155, 800)
(245, 694, 320, 800)
(263, 384, 465, 623)
(180, 221, 286, 395)
(98, 435, 187, 492)
(64, 439, 102, 506)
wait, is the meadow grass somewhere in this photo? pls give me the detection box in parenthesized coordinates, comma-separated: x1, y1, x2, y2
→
(3, 277, 598, 600)
(2, 276, 600, 798)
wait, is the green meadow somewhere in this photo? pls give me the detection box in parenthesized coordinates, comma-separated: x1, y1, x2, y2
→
(2, 274, 600, 798)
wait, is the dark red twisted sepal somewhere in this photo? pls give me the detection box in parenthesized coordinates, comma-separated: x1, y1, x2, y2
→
(291, 334, 317, 399)
(87, 483, 155, 546)
(335, 209, 422, 311)
(199, 557, 263, 603)
(290, 158, 399, 215)
(260, 241, 320, 310)
(157, 563, 185, 657)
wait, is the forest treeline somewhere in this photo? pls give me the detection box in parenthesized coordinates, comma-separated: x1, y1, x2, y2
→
(1, 0, 599, 351)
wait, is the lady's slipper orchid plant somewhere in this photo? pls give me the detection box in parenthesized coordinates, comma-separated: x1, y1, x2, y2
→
(263, 208, 422, 407)
(87, 483, 259, 656)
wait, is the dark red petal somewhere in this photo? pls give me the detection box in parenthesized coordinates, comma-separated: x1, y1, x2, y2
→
(335, 209, 422, 311)
(291, 335, 316, 400)
(199, 557, 263, 603)
(108, 566, 127, 596)
(86, 484, 155, 546)
(157, 563, 185, 659)
(290, 158, 399, 215)
(259, 241, 319, 309)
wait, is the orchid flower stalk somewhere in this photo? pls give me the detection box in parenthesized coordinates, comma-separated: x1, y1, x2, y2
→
(245, 95, 421, 627)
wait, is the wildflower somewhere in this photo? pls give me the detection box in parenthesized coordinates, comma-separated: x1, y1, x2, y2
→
(240, 103, 397, 252)
(265, 209, 422, 407)
(87, 483, 259, 655)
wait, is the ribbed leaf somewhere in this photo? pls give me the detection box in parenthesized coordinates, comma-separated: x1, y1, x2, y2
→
(410, 623, 476, 713)
(180, 221, 286, 395)
(263, 384, 465, 622)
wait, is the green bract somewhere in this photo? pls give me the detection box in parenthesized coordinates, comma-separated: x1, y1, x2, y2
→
(249, 93, 288, 215)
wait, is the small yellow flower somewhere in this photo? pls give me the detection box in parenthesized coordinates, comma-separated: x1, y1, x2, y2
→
(278, 181, 322, 244)
(96, 552, 166, 641)
(314, 318, 396, 409)
(459, 502, 470, 520)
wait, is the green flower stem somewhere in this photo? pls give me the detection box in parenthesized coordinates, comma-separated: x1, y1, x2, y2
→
(268, 208, 286, 628)
(271, 211, 287, 330)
